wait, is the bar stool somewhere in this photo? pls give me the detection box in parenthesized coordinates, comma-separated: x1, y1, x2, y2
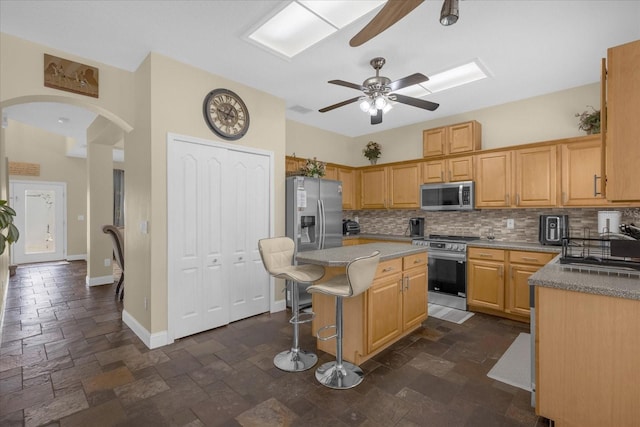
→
(258, 237, 325, 372)
(307, 251, 380, 389)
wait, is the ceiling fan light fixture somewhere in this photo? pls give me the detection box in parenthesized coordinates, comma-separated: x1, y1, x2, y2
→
(374, 95, 387, 109)
(440, 0, 459, 26)
(359, 98, 373, 112)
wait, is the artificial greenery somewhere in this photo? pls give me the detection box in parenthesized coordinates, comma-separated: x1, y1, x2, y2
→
(0, 200, 20, 255)
(301, 157, 326, 177)
(575, 106, 601, 134)
(363, 141, 382, 161)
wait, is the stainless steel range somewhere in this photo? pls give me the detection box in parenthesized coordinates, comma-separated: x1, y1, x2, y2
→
(412, 234, 478, 311)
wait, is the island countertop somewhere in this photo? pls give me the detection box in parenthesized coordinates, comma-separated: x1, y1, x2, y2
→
(296, 242, 426, 266)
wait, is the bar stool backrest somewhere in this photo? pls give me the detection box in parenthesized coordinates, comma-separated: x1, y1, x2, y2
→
(346, 251, 380, 297)
(258, 236, 295, 275)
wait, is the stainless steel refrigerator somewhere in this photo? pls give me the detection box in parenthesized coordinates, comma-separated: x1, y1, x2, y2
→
(285, 176, 343, 307)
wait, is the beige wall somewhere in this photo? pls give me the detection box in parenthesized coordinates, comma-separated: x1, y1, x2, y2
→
(4, 119, 88, 258)
(124, 52, 287, 334)
(346, 83, 600, 166)
(285, 120, 352, 164)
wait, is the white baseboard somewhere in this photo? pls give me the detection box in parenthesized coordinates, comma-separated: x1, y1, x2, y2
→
(86, 275, 115, 287)
(67, 254, 87, 261)
(122, 309, 169, 349)
(271, 298, 286, 313)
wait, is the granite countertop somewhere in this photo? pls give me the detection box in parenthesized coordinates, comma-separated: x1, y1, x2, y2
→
(297, 242, 427, 267)
(529, 256, 640, 301)
(468, 240, 561, 253)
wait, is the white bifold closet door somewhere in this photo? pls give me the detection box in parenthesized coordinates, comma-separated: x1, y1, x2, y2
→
(168, 136, 270, 340)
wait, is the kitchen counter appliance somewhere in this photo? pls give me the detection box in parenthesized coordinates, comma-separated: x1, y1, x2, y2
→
(420, 181, 474, 211)
(538, 214, 569, 245)
(286, 176, 343, 307)
(412, 234, 478, 310)
(343, 219, 360, 235)
(409, 217, 425, 237)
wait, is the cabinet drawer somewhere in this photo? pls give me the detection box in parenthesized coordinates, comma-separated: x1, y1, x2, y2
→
(403, 252, 427, 270)
(468, 247, 505, 261)
(509, 250, 555, 266)
(375, 258, 403, 279)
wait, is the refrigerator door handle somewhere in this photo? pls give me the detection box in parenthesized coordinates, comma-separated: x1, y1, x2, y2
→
(317, 199, 324, 249)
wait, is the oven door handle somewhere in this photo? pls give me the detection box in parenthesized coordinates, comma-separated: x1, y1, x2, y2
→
(428, 252, 466, 262)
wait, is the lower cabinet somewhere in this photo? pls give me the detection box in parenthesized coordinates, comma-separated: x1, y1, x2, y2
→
(313, 253, 428, 364)
(468, 247, 555, 322)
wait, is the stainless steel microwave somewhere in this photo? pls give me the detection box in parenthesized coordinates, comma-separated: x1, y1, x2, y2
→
(420, 181, 475, 211)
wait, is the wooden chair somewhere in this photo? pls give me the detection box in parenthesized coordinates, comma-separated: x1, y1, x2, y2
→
(102, 225, 124, 300)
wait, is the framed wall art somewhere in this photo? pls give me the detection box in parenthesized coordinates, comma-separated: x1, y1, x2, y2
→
(44, 54, 99, 98)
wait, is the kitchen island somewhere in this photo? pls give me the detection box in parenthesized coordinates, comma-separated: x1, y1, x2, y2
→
(530, 260, 640, 427)
(297, 243, 428, 364)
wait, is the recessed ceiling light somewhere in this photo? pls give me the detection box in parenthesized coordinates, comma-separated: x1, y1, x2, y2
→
(247, 1, 384, 59)
(394, 59, 490, 97)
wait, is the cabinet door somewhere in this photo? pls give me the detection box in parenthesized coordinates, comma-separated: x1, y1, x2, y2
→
(422, 160, 445, 183)
(448, 156, 474, 182)
(475, 151, 511, 207)
(337, 168, 356, 209)
(449, 121, 478, 154)
(514, 146, 557, 207)
(324, 165, 338, 180)
(285, 157, 301, 173)
(368, 275, 403, 353)
(506, 264, 537, 317)
(423, 127, 446, 157)
(561, 138, 607, 206)
(389, 163, 421, 208)
(468, 259, 504, 310)
(607, 40, 640, 201)
(360, 167, 387, 208)
(402, 267, 428, 330)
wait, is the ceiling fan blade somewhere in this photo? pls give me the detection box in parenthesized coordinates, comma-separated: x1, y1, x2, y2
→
(319, 97, 361, 113)
(350, 0, 424, 47)
(388, 73, 429, 92)
(391, 93, 439, 111)
(328, 80, 365, 91)
(371, 109, 383, 125)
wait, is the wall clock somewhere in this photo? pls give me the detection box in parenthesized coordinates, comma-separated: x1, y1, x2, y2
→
(202, 88, 250, 140)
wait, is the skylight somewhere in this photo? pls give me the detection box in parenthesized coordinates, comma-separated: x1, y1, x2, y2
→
(395, 60, 490, 97)
(248, 1, 384, 59)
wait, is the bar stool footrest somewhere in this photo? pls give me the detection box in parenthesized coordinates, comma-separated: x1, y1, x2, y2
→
(290, 311, 314, 325)
(316, 324, 337, 341)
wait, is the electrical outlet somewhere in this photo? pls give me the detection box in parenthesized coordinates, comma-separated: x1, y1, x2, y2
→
(507, 219, 515, 229)
(104, 258, 111, 267)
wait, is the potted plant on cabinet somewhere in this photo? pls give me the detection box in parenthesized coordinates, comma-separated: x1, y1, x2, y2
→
(575, 106, 601, 135)
(363, 141, 382, 164)
(301, 157, 326, 178)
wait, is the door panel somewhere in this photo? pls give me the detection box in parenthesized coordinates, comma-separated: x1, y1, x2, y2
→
(10, 181, 66, 264)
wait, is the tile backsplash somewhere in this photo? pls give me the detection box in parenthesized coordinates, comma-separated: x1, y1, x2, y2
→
(346, 208, 640, 242)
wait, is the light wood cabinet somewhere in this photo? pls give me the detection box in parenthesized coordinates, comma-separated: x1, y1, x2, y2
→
(514, 145, 557, 207)
(285, 156, 304, 173)
(475, 145, 557, 208)
(313, 252, 428, 364)
(324, 165, 338, 180)
(475, 151, 512, 207)
(560, 137, 607, 206)
(422, 120, 481, 158)
(468, 247, 554, 321)
(337, 167, 356, 209)
(536, 286, 640, 426)
(422, 156, 473, 183)
(606, 40, 640, 201)
(360, 162, 421, 209)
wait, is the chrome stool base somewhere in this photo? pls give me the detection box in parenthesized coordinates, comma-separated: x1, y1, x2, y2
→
(315, 361, 364, 389)
(274, 349, 318, 372)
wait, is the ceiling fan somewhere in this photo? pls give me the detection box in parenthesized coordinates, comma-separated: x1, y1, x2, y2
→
(319, 57, 439, 125)
(350, 0, 459, 47)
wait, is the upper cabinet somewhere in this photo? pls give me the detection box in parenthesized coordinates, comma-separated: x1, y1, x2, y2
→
(423, 120, 482, 158)
(337, 167, 357, 210)
(605, 40, 640, 202)
(360, 162, 421, 209)
(422, 155, 474, 184)
(475, 145, 557, 208)
(561, 136, 607, 206)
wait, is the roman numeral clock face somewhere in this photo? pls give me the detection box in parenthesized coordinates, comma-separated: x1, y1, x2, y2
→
(203, 89, 250, 140)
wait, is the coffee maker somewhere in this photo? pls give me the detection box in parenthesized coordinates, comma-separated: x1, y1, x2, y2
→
(409, 217, 425, 237)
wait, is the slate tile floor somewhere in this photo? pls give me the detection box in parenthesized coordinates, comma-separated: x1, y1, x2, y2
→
(0, 261, 550, 426)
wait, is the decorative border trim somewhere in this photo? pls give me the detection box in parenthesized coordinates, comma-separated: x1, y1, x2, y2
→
(122, 310, 169, 349)
(271, 298, 285, 313)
